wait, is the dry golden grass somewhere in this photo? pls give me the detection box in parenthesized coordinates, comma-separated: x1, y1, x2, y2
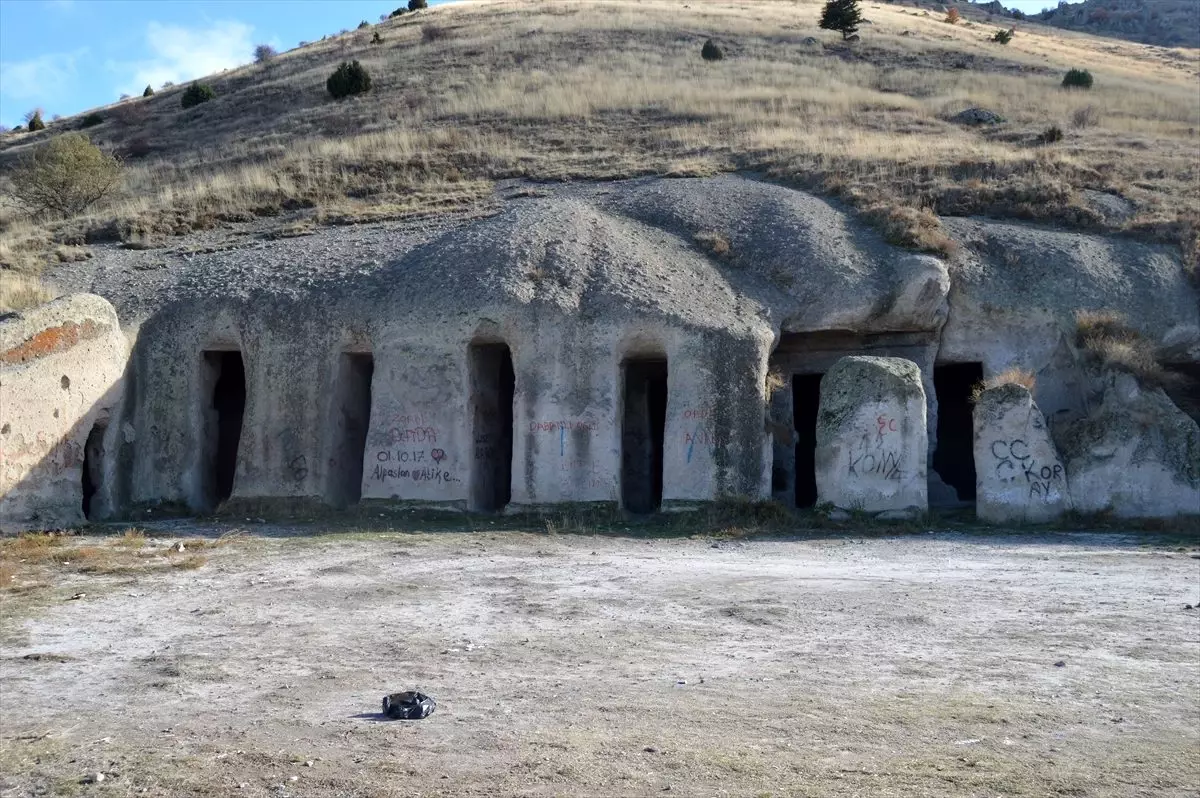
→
(693, 230, 732, 259)
(1075, 309, 1166, 383)
(0, 266, 56, 313)
(0, 530, 240, 597)
(0, 0, 1197, 277)
(986, 366, 1038, 391)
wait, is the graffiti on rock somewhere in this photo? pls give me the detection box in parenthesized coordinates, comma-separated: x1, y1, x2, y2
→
(385, 426, 439, 445)
(989, 439, 1065, 499)
(530, 418, 598, 458)
(288, 455, 308, 482)
(681, 408, 718, 463)
(848, 432, 903, 481)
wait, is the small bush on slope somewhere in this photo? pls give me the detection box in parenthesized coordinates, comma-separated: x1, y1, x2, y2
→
(327, 60, 372, 99)
(180, 82, 216, 109)
(8, 133, 122, 217)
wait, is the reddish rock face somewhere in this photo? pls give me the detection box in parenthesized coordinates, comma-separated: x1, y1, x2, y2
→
(1, 319, 106, 366)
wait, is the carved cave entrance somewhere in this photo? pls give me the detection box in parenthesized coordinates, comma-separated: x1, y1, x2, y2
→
(622, 359, 668, 513)
(81, 421, 107, 520)
(933, 362, 982, 503)
(470, 343, 515, 512)
(792, 373, 823, 508)
(203, 350, 246, 508)
(328, 352, 374, 507)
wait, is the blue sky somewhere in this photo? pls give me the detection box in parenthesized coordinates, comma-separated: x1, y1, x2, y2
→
(0, 0, 452, 127)
(1, 0, 1059, 129)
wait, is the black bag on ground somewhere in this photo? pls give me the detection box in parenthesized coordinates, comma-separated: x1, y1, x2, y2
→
(382, 691, 436, 720)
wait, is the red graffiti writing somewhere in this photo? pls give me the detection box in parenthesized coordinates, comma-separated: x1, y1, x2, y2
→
(385, 427, 438, 445)
(529, 420, 598, 433)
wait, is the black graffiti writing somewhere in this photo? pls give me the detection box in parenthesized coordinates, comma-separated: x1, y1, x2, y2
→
(288, 455, 308, 482)
(371, 464, 460, 484)
(990, 438, 1064, 500)
(372, 464, 409, 481)
(410, 467, 459, 483)
(376, 449, 428, 464)
(848, 450, 903, 480)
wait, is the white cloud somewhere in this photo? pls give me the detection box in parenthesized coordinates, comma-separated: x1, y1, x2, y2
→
(0, 49, 85, 115)
(112, 20, 254, 95)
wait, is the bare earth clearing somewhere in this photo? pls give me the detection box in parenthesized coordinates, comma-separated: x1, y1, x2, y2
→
(1, 525, 1198, 797)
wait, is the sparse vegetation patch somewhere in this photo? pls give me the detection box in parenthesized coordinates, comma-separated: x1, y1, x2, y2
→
(180, 82, 216, 109)
(7, 133, 122, 218)
(0, 0, 1196, 277)
(1062, 68, 1094, 89)
(326, 60, 371, 99)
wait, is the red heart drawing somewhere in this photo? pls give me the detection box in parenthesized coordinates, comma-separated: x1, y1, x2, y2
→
(431, 448, 446, 463)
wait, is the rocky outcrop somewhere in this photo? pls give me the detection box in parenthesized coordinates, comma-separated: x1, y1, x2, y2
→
(0, 294, 128, 531)
(1032, 0, 1200, 49)
(2, 175, 1193, 529)
(1054, 372, 1199, 518)
(815, 356, 928, 516)
(974, 383, 1071, 523)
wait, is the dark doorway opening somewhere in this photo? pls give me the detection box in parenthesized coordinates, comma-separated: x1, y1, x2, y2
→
(329, 352, 374, 507)
(81, 421, 106, 520)
(792, 373, 822, 508)
(622, 359, 668, 513)
(933, 362, 983, 502)
(204, 350, 246, 506)
(470, 343, 515, 511)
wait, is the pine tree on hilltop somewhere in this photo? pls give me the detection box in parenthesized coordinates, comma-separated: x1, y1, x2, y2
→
(820, 0, 863, 40)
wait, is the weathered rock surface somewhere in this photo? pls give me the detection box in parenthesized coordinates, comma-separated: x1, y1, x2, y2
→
(974, 383, 1071, 523)
(4, 175, 1194, 527)
(0, 294, 128, 531)
(1054, 372, 1200, 518)
(815, 356, 928, 514)
(951, 107, 1005, 126)
(938, 216, 1199, 423)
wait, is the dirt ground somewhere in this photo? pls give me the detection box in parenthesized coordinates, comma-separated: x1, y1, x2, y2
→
(1, 522, 1198, 797)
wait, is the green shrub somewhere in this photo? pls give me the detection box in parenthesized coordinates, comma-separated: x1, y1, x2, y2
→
(819, 0, 863, 40)
(358, 20, 370, 29)
(7, 132, 123, 217)
(408, 0, 427, 9)
(26, 110, 45, 131)
(701, 39, 724, 61)
(80, 113, 104, 128)
(142, 84, 154, 97)
(992, 28, 1013, 44)
(390, 7, 407, 17)
(180, 82, 216, 109)
(1062, 68, 1094, 89)
(1039, 124, 1064, 144)
(254, 44, 277, 63)
(326, 60, 371, 99)
(372, 31, 384, 45)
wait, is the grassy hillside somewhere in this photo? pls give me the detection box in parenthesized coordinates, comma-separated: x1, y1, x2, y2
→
(1, 0, 1198, 296)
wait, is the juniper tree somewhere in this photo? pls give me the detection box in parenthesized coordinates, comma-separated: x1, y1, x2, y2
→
(819, 0, 863, 40)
